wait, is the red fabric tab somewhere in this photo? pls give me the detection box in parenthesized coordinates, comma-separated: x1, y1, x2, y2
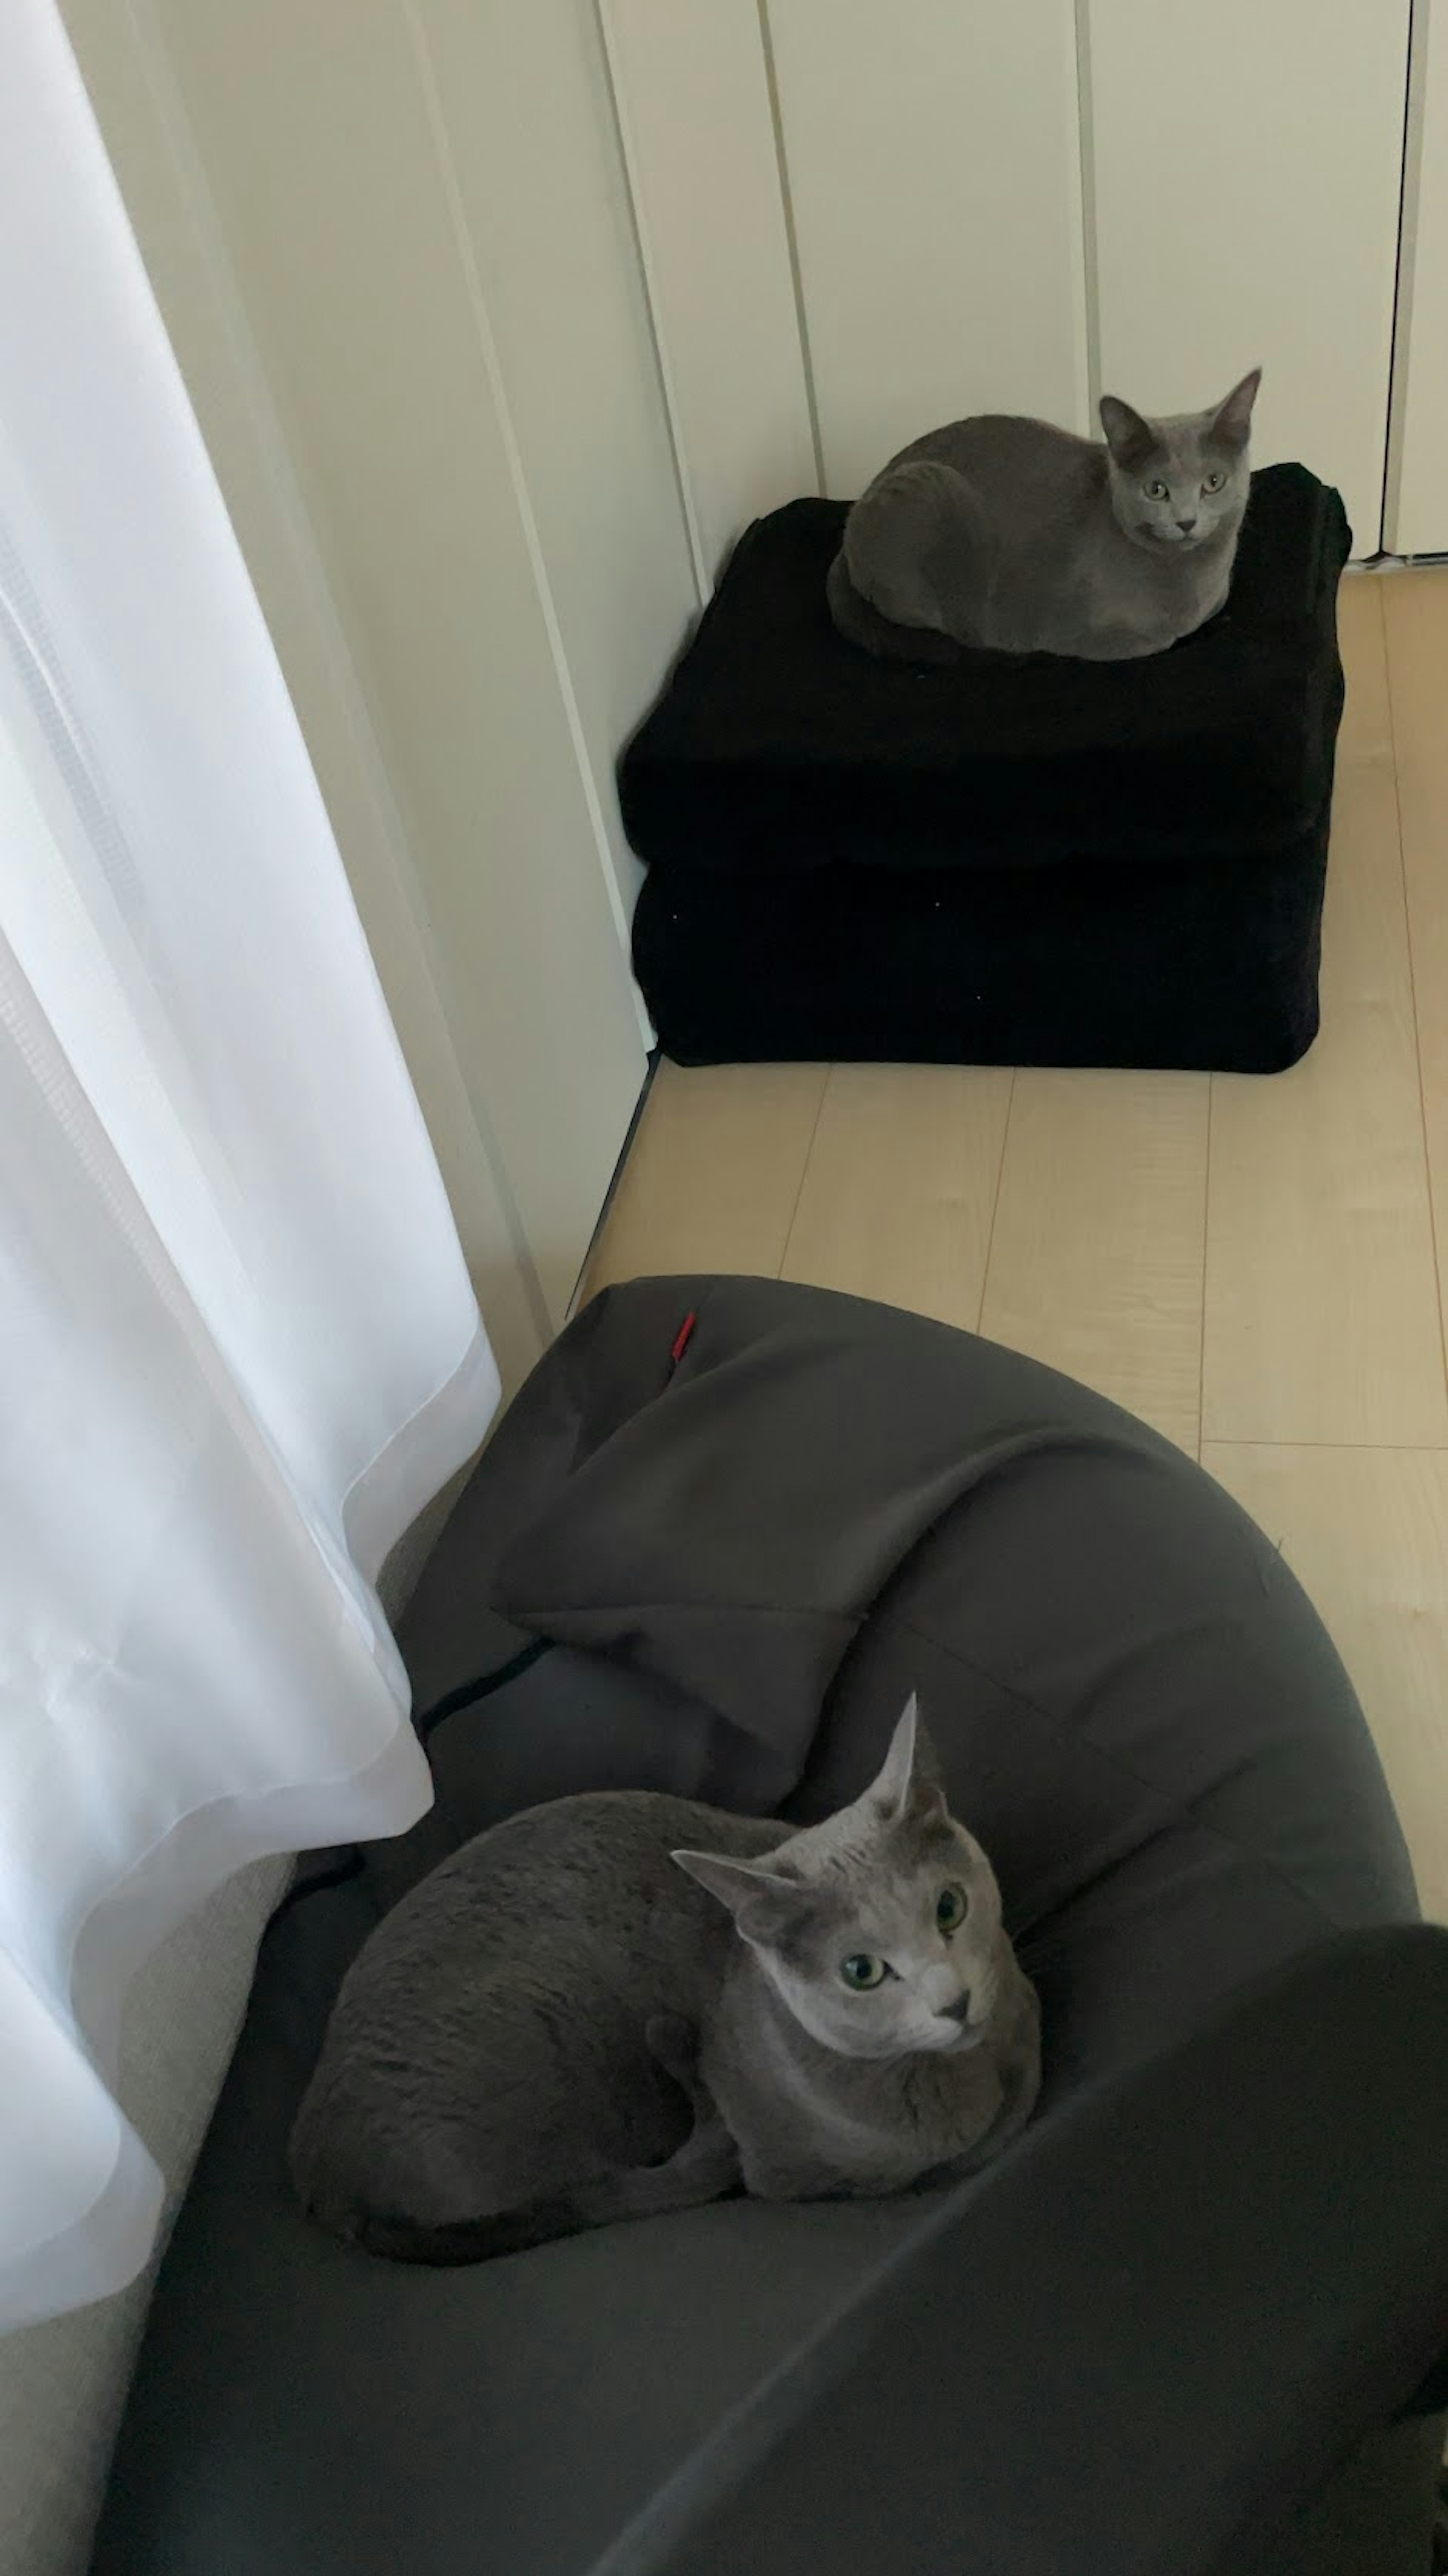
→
(670, 1311, 697, 1367)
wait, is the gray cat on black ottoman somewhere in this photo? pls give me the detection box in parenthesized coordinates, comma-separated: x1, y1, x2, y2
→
(829, 368, 1261, 663)
(290, 1698, 1040, 2261)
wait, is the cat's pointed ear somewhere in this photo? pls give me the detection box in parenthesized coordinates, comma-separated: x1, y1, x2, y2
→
(671, 1848, 798, 1938)
(870, 1693, 948, 1822)
(1099, 393, 1155, 471)
(870, 1694, 924, 1820)
(1210, 367, 1261, 450)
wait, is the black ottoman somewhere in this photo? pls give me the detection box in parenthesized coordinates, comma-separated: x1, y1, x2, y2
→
(90, 1280, 1448, 2576)
(622, 466, 1351, 1073)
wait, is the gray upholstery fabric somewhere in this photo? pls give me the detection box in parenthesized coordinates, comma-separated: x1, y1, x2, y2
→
(90, 1279, 1424, 2575)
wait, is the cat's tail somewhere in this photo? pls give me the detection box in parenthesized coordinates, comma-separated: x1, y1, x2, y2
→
(349, 2195, 592, 2265)
(825, 547, 962, 665)
(333, 2119, 744, 2264)
(288, 2100, 585, 2262)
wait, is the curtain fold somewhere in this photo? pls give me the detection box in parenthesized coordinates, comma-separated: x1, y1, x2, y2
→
(0, 0, 497, 2329)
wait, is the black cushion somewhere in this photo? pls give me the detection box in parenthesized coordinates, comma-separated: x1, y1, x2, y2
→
(632, 823, 1329, 1072)
(619, 467, 1351, 876)
(621, 469, 1349, 1073)
(91, 1280, 1422, 2576)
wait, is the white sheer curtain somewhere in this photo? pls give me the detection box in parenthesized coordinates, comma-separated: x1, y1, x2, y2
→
(0, 0, 498, 2329)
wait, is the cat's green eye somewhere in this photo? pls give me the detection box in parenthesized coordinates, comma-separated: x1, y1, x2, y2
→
(1146, 479, 1169, 500)
(1203, 470, 1225, 494)
(936, 1882, 968, 1935)
(841, 1953, 887, 1992)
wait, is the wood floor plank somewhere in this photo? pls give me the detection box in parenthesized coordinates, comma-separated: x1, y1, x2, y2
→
(583, 1059, 827, 1297)
(1383, 569, 1448, 1340)
(978, 1068, 1208, 1451)
(1203, 1442, 1448, 1923)
(781, 1062, 1012, 1331)
(1202, 579, 1448, 1447)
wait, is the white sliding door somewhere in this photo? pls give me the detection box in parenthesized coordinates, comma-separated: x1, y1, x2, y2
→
(1087, 0, 1411, 556)
(610, 0, 1410, 563)
(764, 0, 1091, 494)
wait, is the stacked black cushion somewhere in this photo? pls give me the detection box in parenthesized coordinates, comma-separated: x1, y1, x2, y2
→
(621, 465, 1351, 1072)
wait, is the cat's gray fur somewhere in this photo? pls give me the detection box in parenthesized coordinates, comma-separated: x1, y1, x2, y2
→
(828, 370, 1261, 663)
(290, 1698, 1040, 2262)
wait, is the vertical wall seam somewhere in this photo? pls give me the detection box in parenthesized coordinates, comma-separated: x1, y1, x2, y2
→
(755, 0, 826, 496)
(1384, 0, 1429, 554)
(1072, 0, 1102, 428)
(400, 0, 651, 1038)
(594, 0, 710, 602)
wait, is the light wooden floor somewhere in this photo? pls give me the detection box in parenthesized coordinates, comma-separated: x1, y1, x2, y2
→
(587, 568, 1448, 1922)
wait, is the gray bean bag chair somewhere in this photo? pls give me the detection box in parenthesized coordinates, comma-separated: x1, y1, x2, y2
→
(90, 1277, 1448, 2576)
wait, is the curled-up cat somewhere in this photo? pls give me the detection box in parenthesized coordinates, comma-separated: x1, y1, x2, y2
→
(828, 368, 1261, 664)
(289, 1697, 1040, 2262)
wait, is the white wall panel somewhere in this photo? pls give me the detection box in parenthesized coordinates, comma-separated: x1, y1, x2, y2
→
(141, 0, 651, 1326)
(601, 0, 818, 583)
(1088, 0, 1410, 556)
(60, 0, 552, 1397)
(766, 0, 1091, 495)
(416, 0, 696, 928)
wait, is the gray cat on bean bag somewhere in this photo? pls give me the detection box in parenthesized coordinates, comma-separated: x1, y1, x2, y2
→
(290, 1698, 1040, 2261)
